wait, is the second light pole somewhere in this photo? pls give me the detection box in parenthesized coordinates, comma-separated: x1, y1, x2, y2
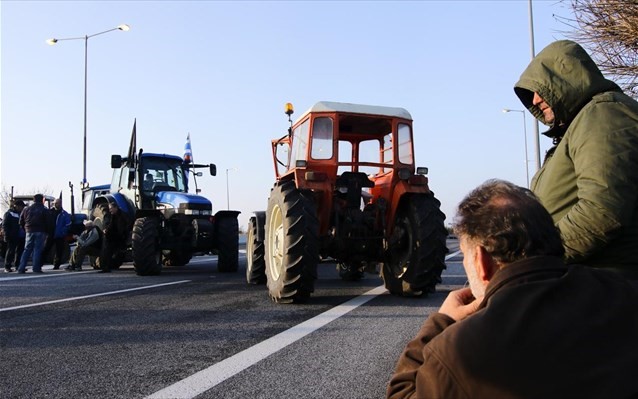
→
(47, 24, 130, 186)
(226, 168, 236, 210)
(503, 108, 530, 188)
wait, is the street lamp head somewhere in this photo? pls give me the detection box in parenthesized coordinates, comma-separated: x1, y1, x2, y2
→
(118, 24, 131, 31)
(46, 38, 58, 45)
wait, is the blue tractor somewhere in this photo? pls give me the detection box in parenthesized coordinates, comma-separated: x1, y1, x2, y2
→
(91, 123, 240, 275)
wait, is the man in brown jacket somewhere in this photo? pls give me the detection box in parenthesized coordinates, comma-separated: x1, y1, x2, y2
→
(387, 179, 638, 399)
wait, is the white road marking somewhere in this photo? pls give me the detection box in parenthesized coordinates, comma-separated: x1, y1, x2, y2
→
(447, 250, 461, 258)
(0, 280, 191, 312)
(147, 251, 461, 399)
(146, 285, 388, 399)
(0, 269, 97, 282)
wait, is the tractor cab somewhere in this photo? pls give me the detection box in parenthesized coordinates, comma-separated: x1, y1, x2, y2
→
(272, 101, 429, 234)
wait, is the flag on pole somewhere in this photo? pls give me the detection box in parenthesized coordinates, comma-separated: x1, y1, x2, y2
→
(184, 133, 193, 164)
(127, 119, 137, 163)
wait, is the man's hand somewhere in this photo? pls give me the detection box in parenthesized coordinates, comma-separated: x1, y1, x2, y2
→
(439, 287, 481, 321)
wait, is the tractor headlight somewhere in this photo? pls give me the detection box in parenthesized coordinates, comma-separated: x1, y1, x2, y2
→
(184, 209, 200, 215)
(157, 203, 174, 211)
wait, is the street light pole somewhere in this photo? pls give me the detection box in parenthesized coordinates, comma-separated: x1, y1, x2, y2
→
(47, 24, 130, 187)
(225, 168, 236, 210)
(503, 109, 530, 188)
(528, 0, 542, 171)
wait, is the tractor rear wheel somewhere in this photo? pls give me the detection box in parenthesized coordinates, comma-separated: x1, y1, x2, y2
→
(132, 217, 162, 276)
(382, 193, 447, 296)
(246, 217, 266, 285)
(90, 203, 127, 270)
(216, 215, 239, 272)
(265, 181, 319, 303)
(91, 203, 110, 230)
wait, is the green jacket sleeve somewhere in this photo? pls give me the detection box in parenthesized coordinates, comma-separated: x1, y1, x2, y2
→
(559, 99, 638, 262)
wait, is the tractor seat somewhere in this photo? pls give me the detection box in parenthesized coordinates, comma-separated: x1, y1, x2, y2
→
(335, 172, 375, 208)
(336, 172, 375, 189)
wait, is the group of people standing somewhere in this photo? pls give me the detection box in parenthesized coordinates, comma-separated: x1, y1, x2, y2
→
(1, 194, 130, 274)
(1, 194, 71, 273)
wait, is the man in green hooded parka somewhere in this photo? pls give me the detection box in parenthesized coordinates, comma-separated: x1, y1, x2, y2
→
(514, 40, 638, 279)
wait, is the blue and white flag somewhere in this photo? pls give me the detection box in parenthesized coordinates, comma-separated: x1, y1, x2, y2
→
(184, 133, 193, 164)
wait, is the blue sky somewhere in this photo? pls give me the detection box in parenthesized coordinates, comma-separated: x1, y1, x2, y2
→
(1, 0, 572, 229)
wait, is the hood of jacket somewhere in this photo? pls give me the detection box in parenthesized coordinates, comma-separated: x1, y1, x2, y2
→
(514, 40, 621, 138)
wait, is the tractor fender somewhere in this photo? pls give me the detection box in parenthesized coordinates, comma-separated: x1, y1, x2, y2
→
(252, 211, 266, 242)
(213, 210, 241, 222)
(101, 193, 136, 222)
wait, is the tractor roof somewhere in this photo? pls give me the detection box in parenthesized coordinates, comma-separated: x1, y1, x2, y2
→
(299, 101, 412, 121)
(141, 152, 184, 162)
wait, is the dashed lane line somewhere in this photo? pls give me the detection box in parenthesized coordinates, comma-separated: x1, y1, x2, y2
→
(0, 280, 191, 312)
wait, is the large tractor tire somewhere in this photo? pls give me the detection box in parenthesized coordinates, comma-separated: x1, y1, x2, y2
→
(131, 217, 162, 276)
(90, 202, 124, 270)
(91, 203, 110, 230)
(161, 250, 192, 266)
(216, 215, 239, 272)
(246, 216, 266, 285)
(382, 193, 447, 296)
(265, 181, 319, 303)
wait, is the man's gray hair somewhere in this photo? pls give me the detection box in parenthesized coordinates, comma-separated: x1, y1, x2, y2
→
(453, 179, 564, 264)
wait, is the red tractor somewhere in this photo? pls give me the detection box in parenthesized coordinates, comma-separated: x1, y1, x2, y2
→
(247, 101, 447, 303)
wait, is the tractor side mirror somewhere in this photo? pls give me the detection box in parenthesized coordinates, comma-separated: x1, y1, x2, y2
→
(111, 155, 122, 169)
(416, 167, 428, 175)
(209, 164, 217, 176)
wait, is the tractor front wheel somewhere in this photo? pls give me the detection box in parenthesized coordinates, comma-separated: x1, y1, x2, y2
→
(382, 194, 447, 296)
(132, 217, 162, 276)
(246, 216, 266, 285)
(265, 181, 319, 303)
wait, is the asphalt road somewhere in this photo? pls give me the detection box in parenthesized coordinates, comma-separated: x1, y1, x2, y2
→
(1, 239, 463, 399)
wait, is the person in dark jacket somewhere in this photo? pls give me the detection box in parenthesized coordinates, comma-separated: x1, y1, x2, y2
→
(2, 199, 26, 272)
(17, 194, 49, 273)
(99, 201, 130, 273)
(66, 220, 102, 272)
(42, 198, 71, 269)
(514, 40, 638, 278)
(387, 179, 638, 399)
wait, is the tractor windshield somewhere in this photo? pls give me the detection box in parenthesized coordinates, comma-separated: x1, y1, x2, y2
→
(338, 122, 413, 176)
(289, 119, 309, 169)
(141, 157, 187, 192)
